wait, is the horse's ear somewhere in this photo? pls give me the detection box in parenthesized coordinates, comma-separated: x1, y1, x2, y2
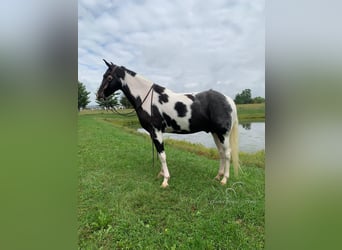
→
(103, 59, 111, 68)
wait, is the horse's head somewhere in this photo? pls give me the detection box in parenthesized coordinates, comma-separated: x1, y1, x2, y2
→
(97, 59, 125, 100)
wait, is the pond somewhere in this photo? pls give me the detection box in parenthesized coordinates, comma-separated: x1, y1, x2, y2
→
(138, 122, 265, 153)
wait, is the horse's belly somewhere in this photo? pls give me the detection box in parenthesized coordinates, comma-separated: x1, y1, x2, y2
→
(164, 117, 191, 133)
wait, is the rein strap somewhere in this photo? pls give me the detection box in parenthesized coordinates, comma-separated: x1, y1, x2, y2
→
(110, 84, 156, 168)
(111, 84, 155, 116)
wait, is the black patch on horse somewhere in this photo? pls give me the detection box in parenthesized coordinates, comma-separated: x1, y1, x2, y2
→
(122, 66, 136, 77)
(189, 90, 232, 136)
(162, 112, 181, 131)
(134, 105, 165, 154)
(185, 94, 195, 101)
(153, 84, 169, 104)
(115, 67, 125, 79)
(150, 130, 164, 153)
(121, 84, 142, 109)
(217, 134, 225, 144)
(151, 105, 166, 131)
(174, 102, 187, 117)
(158, 94, 169, 104)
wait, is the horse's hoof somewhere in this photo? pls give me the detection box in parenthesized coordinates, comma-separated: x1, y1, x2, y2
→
(220, 179, 227, 185)
(161, 182, 169, 188)
(215, 175, 222, 181)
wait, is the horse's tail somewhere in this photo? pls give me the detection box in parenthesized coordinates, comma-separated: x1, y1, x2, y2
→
(230, 113, 240, 177)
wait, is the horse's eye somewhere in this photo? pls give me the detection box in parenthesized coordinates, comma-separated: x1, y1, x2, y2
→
(107, 75, 113, 81)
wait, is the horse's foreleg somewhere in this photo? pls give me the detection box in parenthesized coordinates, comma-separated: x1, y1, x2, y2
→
(152, 130, 170, 188)
(158, 151, 169, 188)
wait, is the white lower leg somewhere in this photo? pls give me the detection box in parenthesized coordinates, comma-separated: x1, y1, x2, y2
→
(159, 152, 170, 187)
(220, 149, 231, 185)
(157, 165, 164, 178)
(220, 161, 230, 185)
(212, 134, 226, 181)
(215, 159, 225, 180)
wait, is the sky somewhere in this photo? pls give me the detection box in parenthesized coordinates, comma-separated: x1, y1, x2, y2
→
(78, 0, 264, 105)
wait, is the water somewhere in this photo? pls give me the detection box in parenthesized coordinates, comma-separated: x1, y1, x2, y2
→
(137, 122, 265, 153)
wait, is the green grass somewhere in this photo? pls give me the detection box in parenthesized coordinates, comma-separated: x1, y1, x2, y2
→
(78, 111, 265, 249)
(237, 103, 265, 121)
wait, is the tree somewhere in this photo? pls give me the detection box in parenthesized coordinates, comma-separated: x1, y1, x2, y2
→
(234, 89, 252, 104)
(252, 96, 265, 104)
(96, 92, 120, 110)
(78, 81, 90, 111)
(120, 95, 133, 109)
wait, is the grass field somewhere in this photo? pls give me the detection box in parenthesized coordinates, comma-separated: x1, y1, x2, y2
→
(237, 103, 265, 121)
(78, 105, 265, 249)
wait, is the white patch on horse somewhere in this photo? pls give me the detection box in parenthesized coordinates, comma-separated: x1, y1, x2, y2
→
(122, 73, 154, 115)
(156, 91, 193, 132)
(154, 129, 163, 143)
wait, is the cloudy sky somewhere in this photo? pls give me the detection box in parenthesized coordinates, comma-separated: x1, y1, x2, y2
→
(78, 0, 264, 105)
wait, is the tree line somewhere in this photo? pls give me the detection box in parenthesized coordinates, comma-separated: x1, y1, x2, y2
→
(78, 81, 264, 110)
(78, 81, 132, 111)
(233, 88, 265, 104)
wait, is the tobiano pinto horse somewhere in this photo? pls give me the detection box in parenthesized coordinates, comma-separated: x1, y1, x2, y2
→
(97, 59, 240, 188)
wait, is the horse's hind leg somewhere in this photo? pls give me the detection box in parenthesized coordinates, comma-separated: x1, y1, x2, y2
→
(212, 133, 225, 181)
(221, 134, 231, 185)
(212, 133, 231, 185)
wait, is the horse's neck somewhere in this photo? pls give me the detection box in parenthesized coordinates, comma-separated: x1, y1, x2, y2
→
(121, 73, 153, 109)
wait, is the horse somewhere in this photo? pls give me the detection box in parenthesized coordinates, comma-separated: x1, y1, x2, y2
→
(97, 59, 240, 188)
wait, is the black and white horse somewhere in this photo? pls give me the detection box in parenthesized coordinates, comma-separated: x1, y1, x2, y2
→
(97, 60, 240, 188)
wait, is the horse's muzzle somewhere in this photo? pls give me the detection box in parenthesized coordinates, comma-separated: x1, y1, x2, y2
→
(96, 92, 105, 101)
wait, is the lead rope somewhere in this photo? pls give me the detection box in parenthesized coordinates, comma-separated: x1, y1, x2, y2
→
(108, 84, 156, 168)
(110, 85, 155, 116)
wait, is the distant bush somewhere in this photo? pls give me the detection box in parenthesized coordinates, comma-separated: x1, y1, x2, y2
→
(252, 96, 265, 103)
(234, 89, 265, 104)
